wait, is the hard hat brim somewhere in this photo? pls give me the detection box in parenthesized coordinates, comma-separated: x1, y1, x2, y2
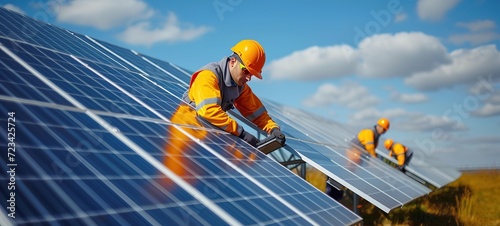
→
(249, 68, 262, 79)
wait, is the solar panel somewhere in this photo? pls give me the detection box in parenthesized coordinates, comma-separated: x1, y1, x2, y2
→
(0, 7, 361, 225)
(257, 98, 459, 189)
(261, 100, 431, 213)
(376, 150, 461, 188)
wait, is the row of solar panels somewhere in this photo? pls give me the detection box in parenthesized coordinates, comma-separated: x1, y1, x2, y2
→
(0, 7, 459, 225)
(261, 100, 461, 189)
(0, 8, 361, 225)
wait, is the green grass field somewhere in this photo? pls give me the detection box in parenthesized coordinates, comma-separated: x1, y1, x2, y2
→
(305, 168, 500, 226)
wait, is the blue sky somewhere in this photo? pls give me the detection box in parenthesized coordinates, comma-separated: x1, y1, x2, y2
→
(3, 0, 500, 169)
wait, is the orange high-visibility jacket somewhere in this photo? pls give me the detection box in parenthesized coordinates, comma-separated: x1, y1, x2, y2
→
(183, 57, 278, 136)
(389, 143, 413, 166)
(351, 126, 380, 157)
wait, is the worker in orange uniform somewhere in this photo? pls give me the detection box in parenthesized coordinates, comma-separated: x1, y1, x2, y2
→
(328, 118, 390, 201)
(182, 39, 285, 147)
(384, 139, 413, 173)
(350, 118, 390, 158)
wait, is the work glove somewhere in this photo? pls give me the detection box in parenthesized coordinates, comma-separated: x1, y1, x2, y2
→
(397, 165, 406, 173)
(271, 127, 286, 144)
(238, 129, 259, 147)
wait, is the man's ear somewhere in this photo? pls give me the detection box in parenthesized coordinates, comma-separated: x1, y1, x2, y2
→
(229, 57, 236, 67)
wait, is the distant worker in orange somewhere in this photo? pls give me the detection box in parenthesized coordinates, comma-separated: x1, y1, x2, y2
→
(384, 139, 413, 173)
(350, 118, 390, 158)
(330, 118, 390, 201)
(182, 39, 285, 147)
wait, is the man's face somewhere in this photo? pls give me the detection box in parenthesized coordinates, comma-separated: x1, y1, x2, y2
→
(377, 125, 387, 134)
(230, 58, 253, 86)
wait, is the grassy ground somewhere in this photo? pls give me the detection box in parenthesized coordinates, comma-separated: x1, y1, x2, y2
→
(305, 167, 500, 226)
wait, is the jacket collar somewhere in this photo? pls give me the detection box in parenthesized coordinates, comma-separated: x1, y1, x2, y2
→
(219, 57, 238, 87)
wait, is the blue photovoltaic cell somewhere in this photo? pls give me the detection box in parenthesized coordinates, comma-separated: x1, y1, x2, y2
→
(0, 9, 129, 70)
(1, 38, 165, 118)
(0, 48, 71, 106)
(262, 99, 431, 213)
(75, 34, 191, 85)
(376, 150, 461, 188)
(0, 7, 361, 225)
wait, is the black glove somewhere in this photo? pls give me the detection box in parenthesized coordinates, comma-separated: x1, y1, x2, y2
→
(271, 127, 286, 144)
(397, 165, 406, 173)
(238, 130, 259, 147)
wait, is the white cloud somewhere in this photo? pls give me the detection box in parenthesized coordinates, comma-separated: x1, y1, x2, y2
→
(266, 45, 358, 80)
(398, 113, 465, 131)
(268, 32, 449, 80)
(357, 32, 450, 77)
(473, 92, 500, 117)
(473, 103, 500, 117)
(405, 45, 500, 90)
(118, 12, 211, 46)
(350, 108, 407, 123)
(50, 0, 210, 45)
(347, 107, 465, 132)
(450, 20, 500, 45)
(391, 92, 428, 103)
(457, 20, 496, 32)
(2, 4, 25, 14)
(394, 13, 407, 23)
(53, 0, 154, 30)
(269, 32, 499, 91)
(449, 32, 500, 45)
(417, 0, 460, 21)
(303, 82, 379, 109)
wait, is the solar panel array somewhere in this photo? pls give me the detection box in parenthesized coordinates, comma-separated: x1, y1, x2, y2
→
(0, 8, 362, 226)
(376, 150, 461, 188)
(262, 100, 432, 213)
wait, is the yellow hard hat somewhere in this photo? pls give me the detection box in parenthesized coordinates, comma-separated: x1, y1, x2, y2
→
(231, 40, 266, 79)
(384, 139, 393, 150)
(377, 117, 390, 130)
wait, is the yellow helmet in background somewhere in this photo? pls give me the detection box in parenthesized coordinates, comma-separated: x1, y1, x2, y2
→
(231, 40, 266, 79)
(377, 117, 390, 130)
(384, 139, 394, 150)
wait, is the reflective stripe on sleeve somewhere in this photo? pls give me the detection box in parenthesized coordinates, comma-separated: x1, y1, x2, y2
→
(245, 106, 266, 121)
(221, 124, 228, 131)
(196, 97, 221, 112)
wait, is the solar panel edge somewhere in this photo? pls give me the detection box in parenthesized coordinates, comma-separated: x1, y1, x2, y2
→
(299, 155, 394, 213)
(377, 149, 460, 188)
(262, 100, 435, 213)
(281, 139, 413, 206)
